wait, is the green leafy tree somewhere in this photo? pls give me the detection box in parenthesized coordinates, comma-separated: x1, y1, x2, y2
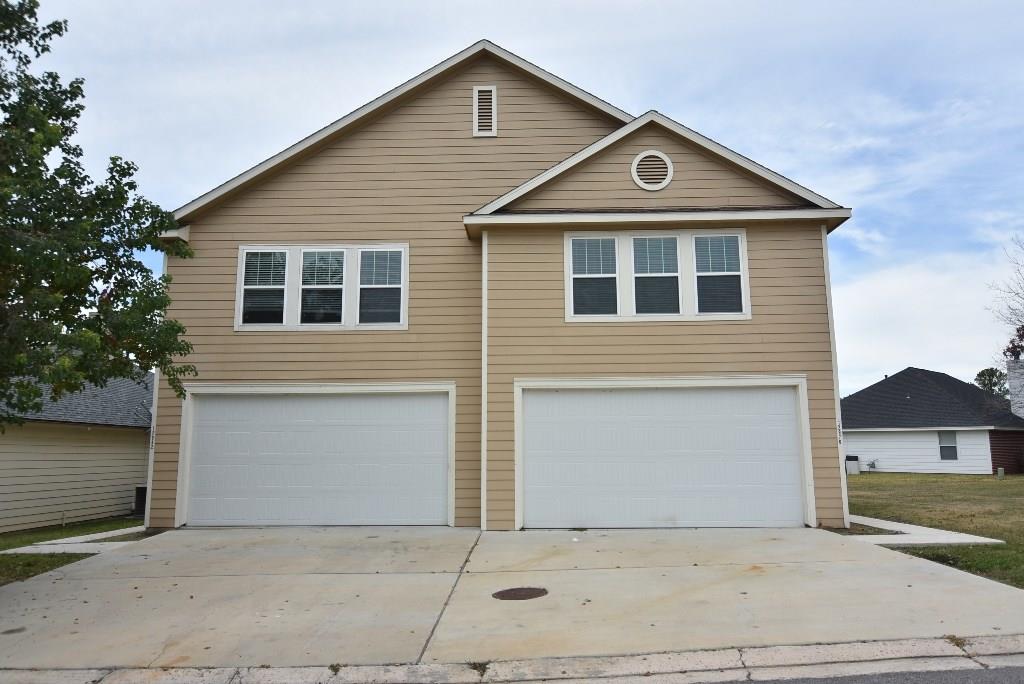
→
(0, 0, 195, 427)
(975, 367, 1009, 398)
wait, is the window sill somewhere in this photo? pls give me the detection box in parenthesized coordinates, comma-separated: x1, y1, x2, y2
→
(233, 323, 408, 332)
(564, 312, 751, 323)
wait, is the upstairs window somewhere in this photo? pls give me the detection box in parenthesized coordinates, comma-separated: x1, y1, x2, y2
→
(938, 431, 958, 460)
(633, 237, 680, 314)
(570, 237, 618, 315)
(359, 249, 403, 323)
(564, 231, 748, 322)
(695, 235, 744, 314)
(236, 244, 407, 331)
(242, 251, 287, 324)
(473, 86, 497, 136)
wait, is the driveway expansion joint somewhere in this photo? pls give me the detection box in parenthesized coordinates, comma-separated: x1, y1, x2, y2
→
(416, 530, 482, 665)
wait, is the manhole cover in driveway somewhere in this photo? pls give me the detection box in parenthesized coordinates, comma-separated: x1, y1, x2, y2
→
(492, 587, 548, 600)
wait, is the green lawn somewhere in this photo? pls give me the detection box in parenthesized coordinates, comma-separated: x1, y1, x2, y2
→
(0, 516, 139, 586)
(847, 473, 1024, 588)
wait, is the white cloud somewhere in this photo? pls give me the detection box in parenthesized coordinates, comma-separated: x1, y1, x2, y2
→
(834, 247, 1013, 396)
(833, 226, 889, 257)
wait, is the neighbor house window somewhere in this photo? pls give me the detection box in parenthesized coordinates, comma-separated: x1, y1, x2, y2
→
(241, 250, 287, 324)
(695, 235, 744, 314)
(564, 231, 747, 321)
(570, 237, 618, 315)
(236, 244, 407, 330)
(938, 431, 958, 460)
(633, 236, 680, 314)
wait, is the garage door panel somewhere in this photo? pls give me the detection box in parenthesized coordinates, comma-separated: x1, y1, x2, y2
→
(186, 393, 449, 526)
(523, 386, 806, 528)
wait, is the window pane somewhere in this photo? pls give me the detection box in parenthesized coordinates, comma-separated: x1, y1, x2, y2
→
(572, 277, 617, 315)
(938, 431, 957, 446)
(633, 237, 678, 274)
(360, 250, 402, 286)
(697, 274, 743, 313)
(301, 288, 343, 323)
(635, 276, 680, 314)
(695, 236, 740, 273)
(242, 289, 284, 324)
(244, 251, 286, 286)
(571, 238, 616, 275)
(359, 287, 401, 323)
(940, 445, 958, 460)
(302, 251, 344, 286)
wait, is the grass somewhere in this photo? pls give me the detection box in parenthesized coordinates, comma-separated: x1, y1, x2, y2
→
(848, 473, 1024, 588)
(0, 516, 139, 586)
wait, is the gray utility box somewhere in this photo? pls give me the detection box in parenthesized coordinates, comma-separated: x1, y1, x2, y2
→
(845, 455, 860, 475)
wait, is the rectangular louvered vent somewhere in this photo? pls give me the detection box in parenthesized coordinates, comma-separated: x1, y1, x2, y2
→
(473, 86, 497, 136)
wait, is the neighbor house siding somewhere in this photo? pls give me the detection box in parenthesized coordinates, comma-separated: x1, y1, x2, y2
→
(506, 126, 807, 212)
(149, 56, 621, 528)
(989, 430, 1024, 474)
(484, 222, 846, 529)
(843, 430, 992, 475)
(0, 422, 148, 533)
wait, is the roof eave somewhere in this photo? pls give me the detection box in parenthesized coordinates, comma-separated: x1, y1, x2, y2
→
(463, 207, 851, 239)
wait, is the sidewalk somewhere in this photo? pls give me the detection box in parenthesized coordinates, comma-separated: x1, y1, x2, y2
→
(848, 515, 1004, 546)
(4, 634, 1023, 684)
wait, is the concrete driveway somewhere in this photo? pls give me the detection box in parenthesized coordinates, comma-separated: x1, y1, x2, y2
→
(3, 527, 1024, 669)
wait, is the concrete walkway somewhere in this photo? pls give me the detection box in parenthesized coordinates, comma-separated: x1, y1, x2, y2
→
(0, 525, 145, 556)
(848, 515, 1005, 546)
(3, 633, 1024, 683)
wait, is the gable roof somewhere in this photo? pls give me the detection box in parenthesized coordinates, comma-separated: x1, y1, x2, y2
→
(841, 367, 1024, 430)
(173, 40, 633, 224)
(20, 374, 153, 429)
(472, 111, 842, 215)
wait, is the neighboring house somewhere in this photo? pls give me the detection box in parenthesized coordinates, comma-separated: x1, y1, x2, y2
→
(0, 375, 153, 533)
(151, 40, 852, 531)
(842, 367, 1024, 475)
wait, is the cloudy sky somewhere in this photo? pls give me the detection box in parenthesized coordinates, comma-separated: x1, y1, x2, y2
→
(37, 0, 1024, 395)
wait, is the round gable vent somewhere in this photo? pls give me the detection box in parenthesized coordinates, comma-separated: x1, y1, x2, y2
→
(631, 150, 673, 191)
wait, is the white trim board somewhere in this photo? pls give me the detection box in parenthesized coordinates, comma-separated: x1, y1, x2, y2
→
(473, 111, 843, 216)
(171, 40, 631, 224)
(480, 230, 489, 531)
(821, 225, 850, 528)
(173, 381, 457, 528)
(463, 208, 851, 237)
(511, 374, 818, 530)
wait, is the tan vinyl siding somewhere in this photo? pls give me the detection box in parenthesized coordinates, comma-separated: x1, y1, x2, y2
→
(485, 223, 845, 529)
(0, 422, 147, 533)
(507, 124, 807, 212)
(150, 56, 621, 528)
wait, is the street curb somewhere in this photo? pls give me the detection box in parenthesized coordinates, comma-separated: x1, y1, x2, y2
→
(1, 633, 1023, 683)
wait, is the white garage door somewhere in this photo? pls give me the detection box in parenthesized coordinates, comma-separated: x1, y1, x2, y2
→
(522, 386, 806, 528)
(185, 392, 449, 526)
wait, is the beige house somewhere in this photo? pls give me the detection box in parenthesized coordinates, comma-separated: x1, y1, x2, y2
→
(151, 41, 851, 531)
(1, 376, 152, 533)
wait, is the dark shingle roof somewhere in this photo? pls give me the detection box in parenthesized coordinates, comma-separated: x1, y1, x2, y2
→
(22, 374, 153, 429)
(841, 367, 1024, 430)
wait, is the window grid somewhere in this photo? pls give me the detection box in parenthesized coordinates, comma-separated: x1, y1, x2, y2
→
(241, 251, 288, 325)
(359, 249, 404, 325)
(694, 235, 744, 315)
(633, 237, 681, 315)
(300, 250, 345, 325)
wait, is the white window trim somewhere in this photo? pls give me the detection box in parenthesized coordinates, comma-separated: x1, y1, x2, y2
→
(630, 149, 674, 191)
(235, 243, 409, 332)
(938, 430, 959, 460)
(632, 234, 683, 315)
(563, 229, 750, 323)
(472, 85, 497, 137)
(693, 233, 747, 316)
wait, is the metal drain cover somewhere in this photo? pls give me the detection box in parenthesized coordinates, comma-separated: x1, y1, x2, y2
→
(492, 587, 548, 601)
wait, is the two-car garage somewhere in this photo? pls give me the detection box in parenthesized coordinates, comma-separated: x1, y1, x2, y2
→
(176, 379, 813, 529)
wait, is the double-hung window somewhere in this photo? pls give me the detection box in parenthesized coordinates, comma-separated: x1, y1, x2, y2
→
(570, 237, 618, 315)
(695, 235, 744, 314)
(236, 244, 407, 330)
(938, 431, 958, 460)
(565, 231, 748, 321)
